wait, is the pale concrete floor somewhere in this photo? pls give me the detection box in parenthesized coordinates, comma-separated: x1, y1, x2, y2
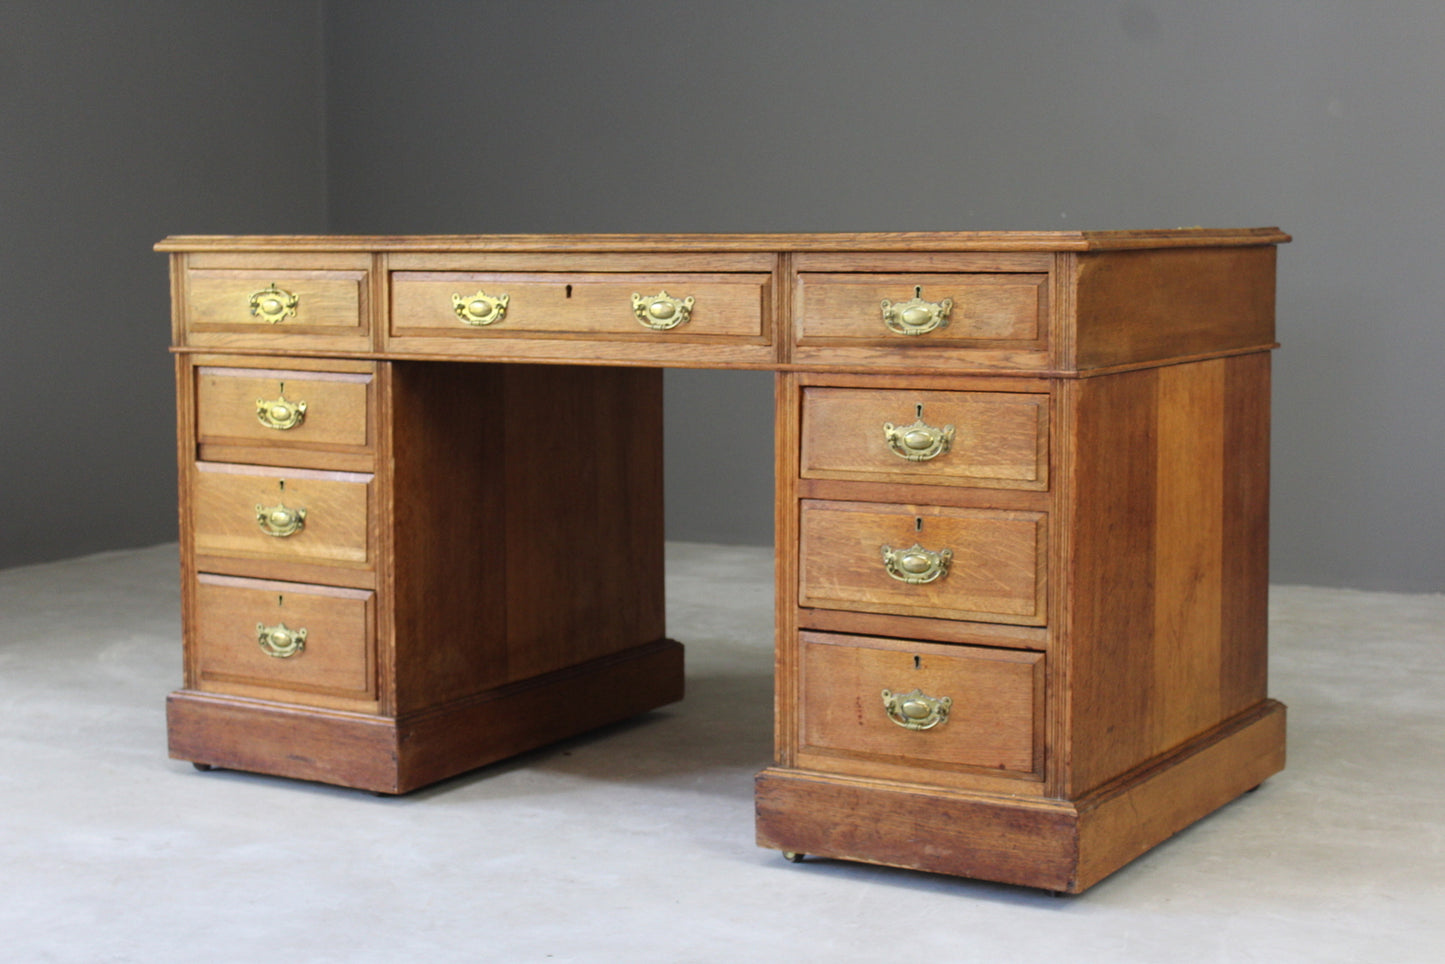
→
(0, 542, 1442, 963)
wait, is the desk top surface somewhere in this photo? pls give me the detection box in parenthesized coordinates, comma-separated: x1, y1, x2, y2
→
(156, 228, 1290, 254)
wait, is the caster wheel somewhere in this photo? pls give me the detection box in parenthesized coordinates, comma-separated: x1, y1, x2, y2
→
(192, 762, 213, 772)
(783, 852, 805, 863)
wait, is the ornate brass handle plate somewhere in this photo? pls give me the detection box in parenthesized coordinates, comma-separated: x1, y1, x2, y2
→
(881, 542, 953, 584)
(249, 284, 300, 324)
(256, 392, 307, 431)
(632, 290, 695, 331)
(882, 688, 952, 730)
(880, 287, 953, 336)
(257, 621, 307, 659)
(256, 502, 306, 537)
(452, 290, 509, 326)
(883, 417, 955, 462)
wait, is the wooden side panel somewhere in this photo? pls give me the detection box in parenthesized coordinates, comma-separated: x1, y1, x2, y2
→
(1064, 354, 1274, 796)
(1073, 246, 1277, 371)
(389, 362, 510, 713)
(501, 365, 667, 681)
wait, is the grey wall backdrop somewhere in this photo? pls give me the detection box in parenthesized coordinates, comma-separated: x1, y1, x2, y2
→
(2, 0, 1442, 592)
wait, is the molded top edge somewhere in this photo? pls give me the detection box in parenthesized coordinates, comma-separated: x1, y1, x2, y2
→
(156, 228, 1290, 254)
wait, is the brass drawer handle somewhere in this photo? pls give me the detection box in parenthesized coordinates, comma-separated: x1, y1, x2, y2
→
(632, 290, 694, 330)
(881, 542, 952, 584)
(257, 621, 307, 659)
(249, 283, 299, 324)
(882, 688, 952, 730)
(883, 417, 955, 462)
(452, 290, 509, 326)
(256, 391, 307, 431)
(880, 287, 952, 336)
(256, 501, 306, 537)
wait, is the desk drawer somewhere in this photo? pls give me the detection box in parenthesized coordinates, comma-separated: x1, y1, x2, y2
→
(801, 387, 1048, 489)
(196, 366, 371, 452)
(183, 261, 370, 351)
(799, 500, 1046, 625)
(194, 574, 375, 703)
(797, 272, 1047, 347)
(193, 463, 373, 570)
(390, 272, 769, 341)
(798, 631, 1043, 778)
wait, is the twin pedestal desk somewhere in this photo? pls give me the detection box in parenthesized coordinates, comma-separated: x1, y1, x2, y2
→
(158, 229, 1289, 893)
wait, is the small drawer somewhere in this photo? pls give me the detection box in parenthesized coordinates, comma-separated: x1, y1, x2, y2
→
(193, 574, 375, 702)
(196, 366, 371, 452)
(390, 271, 769, 341)
(799, 500, 1046, 625)
(796, 272, 1047, 346)
(798, 631, 1043, 778)
(801, 386, 1048, 489)
(180, 254, 371, 351)
(192, 463, 373, 569)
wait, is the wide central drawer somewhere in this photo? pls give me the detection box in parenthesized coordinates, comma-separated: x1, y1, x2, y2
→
(390, 271, 770, 340)
(799, 500, 1047, 625)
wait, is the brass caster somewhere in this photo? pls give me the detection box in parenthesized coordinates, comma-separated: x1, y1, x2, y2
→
(783, 851, 805, 863)
(192, 762, 214, 772)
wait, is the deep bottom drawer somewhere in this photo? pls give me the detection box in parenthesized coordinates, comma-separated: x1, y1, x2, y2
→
(797, 631, 1043, 779)
(193, 574, 376, 704)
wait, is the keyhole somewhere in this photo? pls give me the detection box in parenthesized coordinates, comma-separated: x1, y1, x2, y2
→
(278, 479, 286, 493)
(914, 285, 922, 298)
(914, 655, 921, 670)
(916, 403, 924, 419)
(915, 517, 923, 532)
(277, 594, 284, 608)
(565, 284, 573, 298)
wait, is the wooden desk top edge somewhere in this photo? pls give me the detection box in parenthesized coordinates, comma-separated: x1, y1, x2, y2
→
(156, 227, 1291, 253)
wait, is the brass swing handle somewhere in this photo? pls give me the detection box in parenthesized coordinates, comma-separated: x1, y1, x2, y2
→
(881, 543, 952, 584)
(249, 284, 300, 324)
(452, 290, 509, 326)
(880, 289, 953, 336)
(257, 622, 307, 659)
(256, 502, 307, 537)
(632, 291, 694, 330)
(257, 394, 307, 430)
(883, 418, 955, 462)
(882, 688, 952, 730)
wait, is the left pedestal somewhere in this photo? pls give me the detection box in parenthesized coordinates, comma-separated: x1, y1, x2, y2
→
(171, 355, 681, 793)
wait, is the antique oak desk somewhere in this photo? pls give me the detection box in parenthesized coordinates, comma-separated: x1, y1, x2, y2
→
(158, 229, 1289, 893)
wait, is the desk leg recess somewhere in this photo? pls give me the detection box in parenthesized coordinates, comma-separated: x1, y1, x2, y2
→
(169, 360, 682, 794)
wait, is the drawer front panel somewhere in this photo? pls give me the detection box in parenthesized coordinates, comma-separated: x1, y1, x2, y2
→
(391, 272, 769, 340)
(799, 631, 1042, 777)
(193, 463, 372, 568)
(801, 387, 1049, 489)
(196, 367, 371, 451)
(797, 273, 1047, 346)
(194, 574, 374, 701)
(186, 268, 367, 334)
(799, 500, 1046, 625)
